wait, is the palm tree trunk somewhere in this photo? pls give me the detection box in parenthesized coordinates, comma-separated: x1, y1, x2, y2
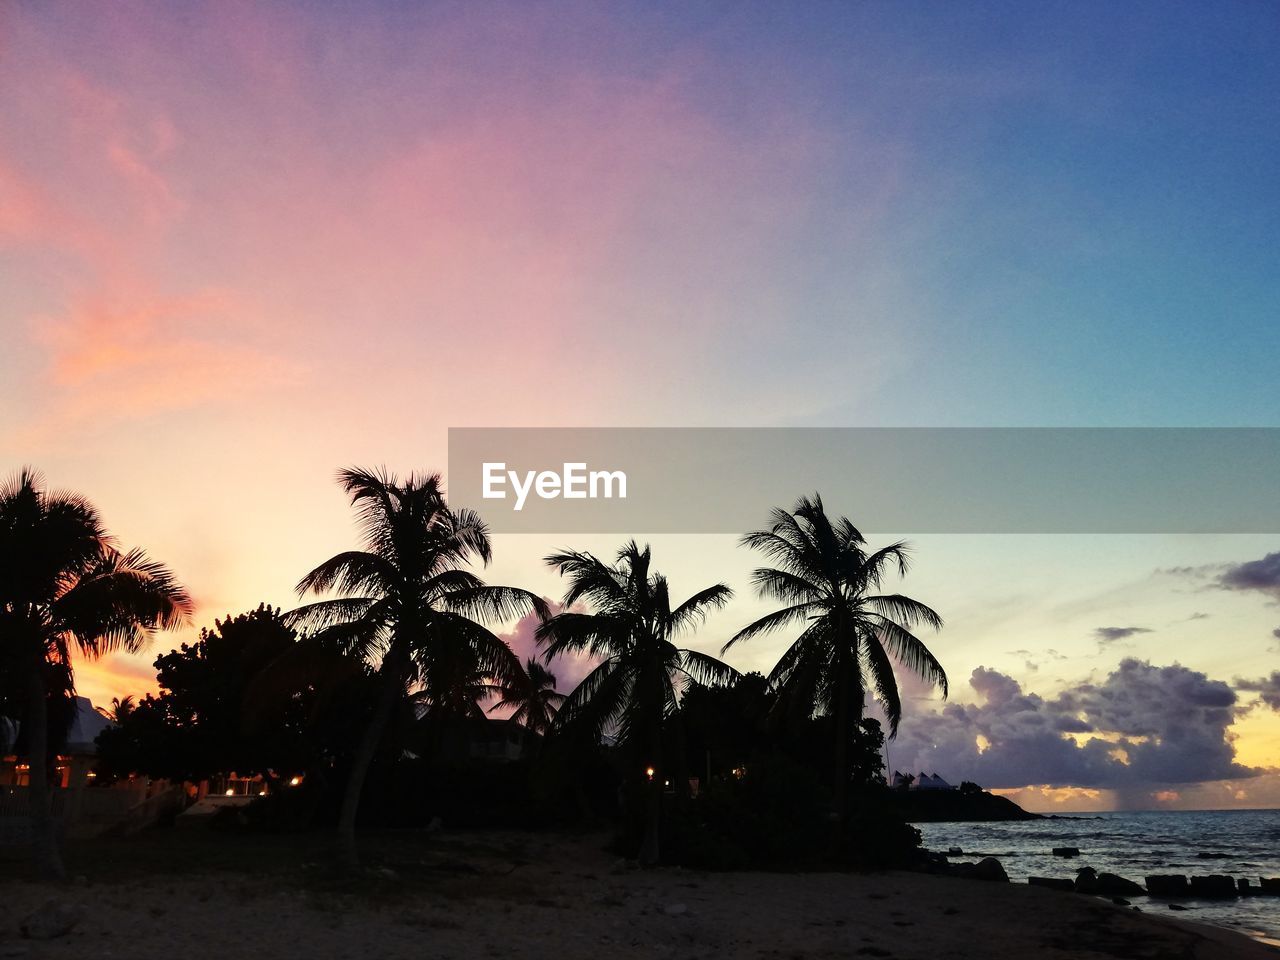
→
(638, 716, 662, 866)
(336, 661, 403, 869)
(27, 668, 66, 882)
(834, 671, 849, 825)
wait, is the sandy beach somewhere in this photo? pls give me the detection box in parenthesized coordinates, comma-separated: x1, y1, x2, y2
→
(4, 830, 1276, 960)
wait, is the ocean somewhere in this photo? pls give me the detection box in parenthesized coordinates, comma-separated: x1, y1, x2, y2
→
(916, 809, 1280, 946)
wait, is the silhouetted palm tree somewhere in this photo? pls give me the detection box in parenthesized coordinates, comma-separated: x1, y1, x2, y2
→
(0, 468, 191, 880)
(537, 541, 736, 864)
(287, 468, 546, 868)
(489, 657, 565, 740)
(724, 494, 946, 819)
(105, 695, 136, 723)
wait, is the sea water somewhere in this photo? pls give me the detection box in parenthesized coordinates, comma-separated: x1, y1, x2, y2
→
(916, 809, 1280, 945)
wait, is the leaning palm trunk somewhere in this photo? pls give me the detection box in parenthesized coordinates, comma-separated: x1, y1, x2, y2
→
(27, 669, 66, 881)
(336, 654, 405, 868)
(290, 469, 543, 871)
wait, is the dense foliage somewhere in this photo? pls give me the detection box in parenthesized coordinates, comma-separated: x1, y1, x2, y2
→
(3, 470, 946, 875)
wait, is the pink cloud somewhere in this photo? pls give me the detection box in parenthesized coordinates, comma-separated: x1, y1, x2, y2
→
(10, 287, 306, 447)
(499, 602, 597, 700)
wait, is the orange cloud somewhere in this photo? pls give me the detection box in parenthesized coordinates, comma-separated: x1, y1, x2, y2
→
(10, 287, 306, 449)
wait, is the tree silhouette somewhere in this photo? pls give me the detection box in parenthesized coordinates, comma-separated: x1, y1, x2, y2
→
(725, 494, 946, 820)
(489, 657, 565, 741)
(0, 468, 190, 880)
(537, 541, 736, 864)
(287, 468, 545, 867)
(105, 695, 136, 723)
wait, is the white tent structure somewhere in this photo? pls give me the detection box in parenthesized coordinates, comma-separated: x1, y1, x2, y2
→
(914, 771, 955, 790)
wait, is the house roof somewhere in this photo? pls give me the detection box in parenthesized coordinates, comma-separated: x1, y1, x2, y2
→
(65, 696, 111, 753)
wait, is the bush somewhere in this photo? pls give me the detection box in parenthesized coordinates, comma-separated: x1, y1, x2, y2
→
(661, 759, 921, 870)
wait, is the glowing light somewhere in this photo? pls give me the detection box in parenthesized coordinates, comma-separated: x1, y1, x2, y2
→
(645, 766, 655, 780)
(224, 789, 234, 796)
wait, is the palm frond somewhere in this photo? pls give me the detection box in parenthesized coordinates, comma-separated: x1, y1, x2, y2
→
(722, 602, 815, 653)
(677, 649, 740, 687)
(863, 594, 943, 630)
(862, 635, 904, 736)
(873, 619, 948, 698)
(442, 584, 549, 624)
(667, 583, 733, 635)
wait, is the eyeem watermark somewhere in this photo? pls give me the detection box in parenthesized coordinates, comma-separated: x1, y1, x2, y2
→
(482, 462, 627, 512)
(450, 427, 1280, 533)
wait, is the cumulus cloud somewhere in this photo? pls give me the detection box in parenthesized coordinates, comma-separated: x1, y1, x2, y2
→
(498, 602, 596, 697)
(1235, 671, 1280, 712)
(890, 659, 1256, 792)
(1218, 552, 1280, 601)
(1094, 626, 1151, 644)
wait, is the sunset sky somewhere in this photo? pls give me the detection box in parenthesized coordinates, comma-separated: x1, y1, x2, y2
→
(3, 1, 1279, 812)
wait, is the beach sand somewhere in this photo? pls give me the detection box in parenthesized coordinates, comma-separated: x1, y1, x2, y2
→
(3, 830, 1276, 959)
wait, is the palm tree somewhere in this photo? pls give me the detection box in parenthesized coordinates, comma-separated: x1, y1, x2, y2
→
(105, 695, 136, 723)
(724, 494, 946, 820)
(286, 467, 546, 868)
(488, 657, 565, 743)
(537, 541, 736, 864)
(0, 468, 191, 880)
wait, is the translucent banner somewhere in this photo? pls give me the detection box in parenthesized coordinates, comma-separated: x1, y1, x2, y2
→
(447, 428, 1280, 534)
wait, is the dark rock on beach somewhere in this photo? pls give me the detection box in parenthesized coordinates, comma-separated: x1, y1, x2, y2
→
(951, 857, 1009, 882)
(1052, 847, 1080, 858)
(1074, 868, 1143, 897)
(972, 857, 1009, 882)
(1260, 877, 1280, 895)
(1189, 875, 1237, 899)
(1145, 875, 1189, 897)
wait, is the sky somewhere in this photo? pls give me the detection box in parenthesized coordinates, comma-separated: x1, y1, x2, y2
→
(2, 1, 1279, 812)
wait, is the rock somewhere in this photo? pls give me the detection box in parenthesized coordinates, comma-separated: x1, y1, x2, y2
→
(1052, 847, 1080, 858)
(1028, 877, 1075, 892)
(1146, 874, 1189, 897)
(19, 899, 82, 940)
(1111, 897, 1131, 906)
(1189, 875, 1237, 899)
(662, 903, 687, 916)
(1260, 878, 1280, 895)
(947, 847, 963, 856)
(1169, 903, 1189, 911)
(1095, 873, 1145, 897)
(1074, 867, 1098, 893)
(1238, 878, 1258, 896)
(971, 857, 1008, 882)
